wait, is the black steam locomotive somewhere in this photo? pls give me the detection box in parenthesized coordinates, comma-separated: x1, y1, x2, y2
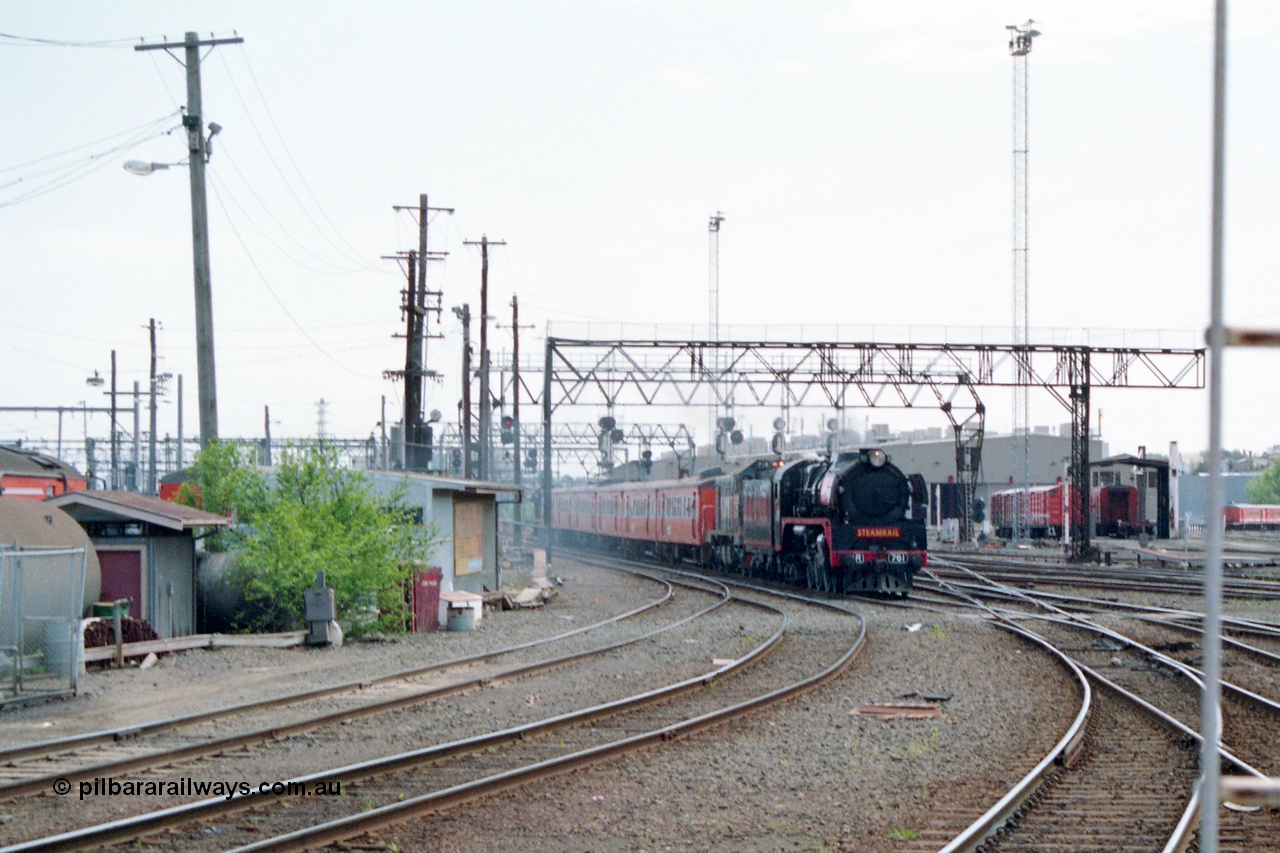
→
(553, 448, 929, 596)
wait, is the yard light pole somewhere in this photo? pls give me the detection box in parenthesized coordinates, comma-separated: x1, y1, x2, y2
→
(134, 31, 242, 447)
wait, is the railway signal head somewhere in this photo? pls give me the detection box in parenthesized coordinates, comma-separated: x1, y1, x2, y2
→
(500, 415, 514, 444)
(972, 498, 986, 523)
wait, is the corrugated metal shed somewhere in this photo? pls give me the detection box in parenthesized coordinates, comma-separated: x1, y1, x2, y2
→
(46, 491, 230, 637)
(366, 472, 522, 611)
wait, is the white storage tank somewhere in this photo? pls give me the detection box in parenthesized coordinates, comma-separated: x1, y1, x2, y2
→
(0, 497, 101, 654)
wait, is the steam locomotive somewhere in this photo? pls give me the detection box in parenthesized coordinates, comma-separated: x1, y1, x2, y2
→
(552, 448, 929, 595)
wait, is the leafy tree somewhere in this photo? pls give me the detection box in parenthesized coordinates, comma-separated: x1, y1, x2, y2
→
(178, 442, 437, 634)
(1246, 460, 1280, 504)
(175, 440, 269, 550)
(1191, 449, 1251, 475)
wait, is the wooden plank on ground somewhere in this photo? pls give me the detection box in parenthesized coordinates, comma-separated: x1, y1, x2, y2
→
(82, 630, 306, 662)
(210, 631, 307, 648)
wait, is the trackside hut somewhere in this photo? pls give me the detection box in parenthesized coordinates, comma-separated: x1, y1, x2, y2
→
(365, 472, 522, 598)
(47, 491, 231, 637)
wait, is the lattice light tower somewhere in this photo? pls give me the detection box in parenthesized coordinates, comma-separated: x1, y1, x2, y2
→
(1008, 20, 1040, 542)
(708, 212, 728, 457)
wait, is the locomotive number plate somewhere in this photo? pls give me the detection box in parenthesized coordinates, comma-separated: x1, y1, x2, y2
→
(887, 553, 908, 564)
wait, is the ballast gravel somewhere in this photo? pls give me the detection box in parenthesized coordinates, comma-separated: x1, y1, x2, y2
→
(0, 557, 1142, 851)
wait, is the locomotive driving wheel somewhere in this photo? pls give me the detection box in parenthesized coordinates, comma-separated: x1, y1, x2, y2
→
(805, 536, 828, 592)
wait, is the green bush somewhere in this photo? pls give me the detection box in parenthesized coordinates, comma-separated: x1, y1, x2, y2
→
(1246, 460, 1280, 504)
(179, 442, 436, 634)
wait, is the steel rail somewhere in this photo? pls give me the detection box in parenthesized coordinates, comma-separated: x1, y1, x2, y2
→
(928, 564, 1278, 851)
(0, 569, 719, 801)
(227, 592, 862, 853)
(926, 570, 1246, 852)
(1057, 650, 1272, 853)
(936, 620, 1091, 853)
(1129, 613, 1280, 667)
(933, 569, 1280, 601)
(988, 608, 1280, 726)
(3, 589, 798, 853)
(927, 561, 1280, 738)
(920, 572, 1280, 652)
(929, 560, 1280, 599)
(0, 571, 677, 766)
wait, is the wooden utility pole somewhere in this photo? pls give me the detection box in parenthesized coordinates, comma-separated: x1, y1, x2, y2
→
(136, 32, 242, 446)
(464, 235, 506, 480)
(148, 319, 158, 494)
(403, 250, 420, 465)
(453, 304, 473, 478)
(263, 405, 273, 466)
(508, 294, 534, 546)
(110, 350, 119, 489)
(386, 195, 451, 471)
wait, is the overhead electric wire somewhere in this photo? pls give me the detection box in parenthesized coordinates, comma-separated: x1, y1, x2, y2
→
(0, 318, 150, 349)
(234, 48, 386, 272)
(216, 48, 384, 274)
(207, 179, 379, 379)
(209, 151, 374, 275)
(0, 32, 146, 48)
(0, 110, 180, 176)
(146, 51, 184, 110)
(0, 337, 109, 373)
(0, 120, 181, 207)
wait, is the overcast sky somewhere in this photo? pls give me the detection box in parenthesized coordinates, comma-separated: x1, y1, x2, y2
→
(3, 1, 1277, 462)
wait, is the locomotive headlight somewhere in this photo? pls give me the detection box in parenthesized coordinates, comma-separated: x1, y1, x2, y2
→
(866, 448, 888, 468)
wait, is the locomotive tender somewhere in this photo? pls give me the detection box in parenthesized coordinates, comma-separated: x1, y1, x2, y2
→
(553, 448, 929, 595)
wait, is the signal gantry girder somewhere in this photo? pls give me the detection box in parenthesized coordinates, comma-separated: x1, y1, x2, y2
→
(536, 337, 1205, 562)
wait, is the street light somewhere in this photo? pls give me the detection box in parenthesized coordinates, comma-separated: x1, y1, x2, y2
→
(87, 352, 120, 489)
(122, 139, 217, 446)
(122, 160, 173, 176)
(130, 31, 237, 448)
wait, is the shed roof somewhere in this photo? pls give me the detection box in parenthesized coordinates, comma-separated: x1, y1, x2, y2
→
(46, 490, 232, 531)
(0, 445, 83, 478)
(1093, 454, 1170, 469)
(374, 471, 524, 500)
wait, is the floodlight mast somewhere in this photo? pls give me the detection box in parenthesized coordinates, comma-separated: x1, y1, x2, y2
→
(1008, 20, 1039, 544)
(708, 212, 726, 458)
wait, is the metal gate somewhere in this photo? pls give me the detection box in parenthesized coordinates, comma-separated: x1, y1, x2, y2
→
(0, 545, 88, 701)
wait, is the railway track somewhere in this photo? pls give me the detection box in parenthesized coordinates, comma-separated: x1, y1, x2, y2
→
(1, 558, 866, 852)
(0, 566, 697, 801)
(922, 560, 1280, 851)
(928, 557, 1280, 601)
